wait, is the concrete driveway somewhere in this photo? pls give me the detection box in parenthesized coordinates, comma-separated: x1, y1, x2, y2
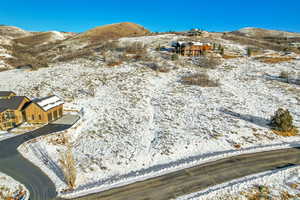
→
(0, 114, 79, 200)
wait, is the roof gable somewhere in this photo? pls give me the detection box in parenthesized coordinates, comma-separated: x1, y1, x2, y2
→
(31, 95, 64, 112)
(0, 96, 29, 113)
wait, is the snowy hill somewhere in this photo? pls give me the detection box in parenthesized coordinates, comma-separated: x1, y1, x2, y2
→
(75, 22, 149, 42)
(233, 27, 300, 38)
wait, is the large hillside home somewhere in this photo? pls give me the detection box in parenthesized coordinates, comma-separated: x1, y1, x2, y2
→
(25, 95, 64, 124)
(172, 41, 212, 57)
(0, 94, 30, 130)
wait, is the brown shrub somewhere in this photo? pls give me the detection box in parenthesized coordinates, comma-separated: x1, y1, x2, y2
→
(57, 49, 93, 62)
(107, 60, 123, 67)
(223, 33, 289, 52)
(124, 42, 147, 54)
(195, 56, 222, 69)
(223, 54, 240, 59)
(279, 71, 289, 79)
(157, 67, 171, 73)
(100, 41, 119, 52)
(100, 41, 149, 62)
(146, 63, 170, 73)
(181, 73, 219, 87)
(9, 44, 50, 70)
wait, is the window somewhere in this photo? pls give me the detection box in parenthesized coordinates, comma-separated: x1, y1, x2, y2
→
(4, 111, 15, 120)
(39, 115, 42, 120)
(32, 115, 35, 120)
(4, 122, 13, 128)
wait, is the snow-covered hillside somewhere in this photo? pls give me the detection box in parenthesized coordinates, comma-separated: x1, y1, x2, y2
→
(0, 34, 299, 197)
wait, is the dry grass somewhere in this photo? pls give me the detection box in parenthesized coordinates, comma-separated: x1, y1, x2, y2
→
(14, 32, 55, 46)
(242, 185, 270, 200)
(280, 191, 296, 200)
(257, 57, 295, 63)
(288, 183, 299, 189)
(146, 63, 171, 73)
(279, 71, 290, 79)
(80, 22, 149, 43)
(8, 43, 50, 70)
(223, 33, 291, 52)
(223, 54, 241, 59)
(107, 60, 123, 67)
(233, 144, 241, 149)
(181, 73, 219, 87)
(272, 128, 299, 137)
(157, 67, 171, 73)
(49, 134, 69, 145)
(57, 49, 93, 62)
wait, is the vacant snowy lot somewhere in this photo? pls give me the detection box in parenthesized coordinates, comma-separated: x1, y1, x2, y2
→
(1, 35, 299, 196)
(179, 166, 300, 200)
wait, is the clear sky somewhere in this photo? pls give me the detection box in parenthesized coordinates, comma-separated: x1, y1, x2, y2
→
(0, 0, 299, 33)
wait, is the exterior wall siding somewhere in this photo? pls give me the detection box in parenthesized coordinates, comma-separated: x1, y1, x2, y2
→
(25, 103, 63, 124)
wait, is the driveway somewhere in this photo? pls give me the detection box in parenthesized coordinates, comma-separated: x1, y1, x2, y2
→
(72, 148, 300, 200)
(0, 114, 79, 200)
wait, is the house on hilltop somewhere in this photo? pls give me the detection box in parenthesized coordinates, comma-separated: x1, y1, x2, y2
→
(0, 92, 64, 130)
(186, 28, 202, 37)
(172, 41, 212, 57)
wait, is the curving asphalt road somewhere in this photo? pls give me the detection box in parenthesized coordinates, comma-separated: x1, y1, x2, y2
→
(72, 148, 300, 200)
(0, 115, 79, 200)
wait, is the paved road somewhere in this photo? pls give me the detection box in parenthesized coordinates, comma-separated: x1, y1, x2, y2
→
(72, 148, 300, 200)
(0, 115, 79, 200)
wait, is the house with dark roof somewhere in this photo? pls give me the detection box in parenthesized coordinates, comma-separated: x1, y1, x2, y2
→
(0, 94, 30, 130)
(0, 92, 64, 130)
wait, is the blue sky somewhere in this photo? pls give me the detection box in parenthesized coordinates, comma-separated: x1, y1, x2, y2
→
(0, 0, 299, 33)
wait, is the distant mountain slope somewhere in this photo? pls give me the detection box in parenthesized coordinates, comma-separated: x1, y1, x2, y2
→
(0, 25, 32, 39)
(13, 31, 72, 46)
(75, 22, 150, 42)
(233, 27, 300, 38)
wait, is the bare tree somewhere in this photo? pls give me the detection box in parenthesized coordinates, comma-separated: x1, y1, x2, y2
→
(59, 136, 77, 189)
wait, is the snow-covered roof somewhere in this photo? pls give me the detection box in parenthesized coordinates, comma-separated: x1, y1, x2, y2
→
(192, 42, 204, 46)
(35, 95, 63, 111)
(172, 41, 211, 47)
